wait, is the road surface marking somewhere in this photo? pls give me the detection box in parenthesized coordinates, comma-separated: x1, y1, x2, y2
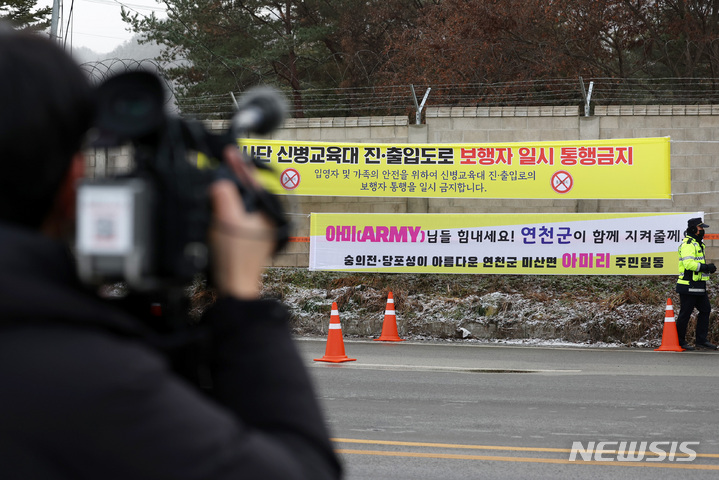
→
(336, 449, 719, 470)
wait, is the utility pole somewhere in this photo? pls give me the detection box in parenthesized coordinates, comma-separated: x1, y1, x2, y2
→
(50, 0, 62, 44)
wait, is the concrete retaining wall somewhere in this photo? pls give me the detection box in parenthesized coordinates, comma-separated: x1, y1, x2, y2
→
(85, 105, 719, 265)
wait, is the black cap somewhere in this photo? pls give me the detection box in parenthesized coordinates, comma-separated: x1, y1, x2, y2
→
(688, 217, 709, 229)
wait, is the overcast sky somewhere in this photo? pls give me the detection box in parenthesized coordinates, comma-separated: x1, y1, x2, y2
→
(38, 0, 166, 53)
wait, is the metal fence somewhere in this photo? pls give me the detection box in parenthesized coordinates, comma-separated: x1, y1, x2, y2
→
(79, 60, 719, 121)
(179, 77, 719, 120)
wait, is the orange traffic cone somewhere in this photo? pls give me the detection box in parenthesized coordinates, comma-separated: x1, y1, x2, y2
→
(655, 298, 685, 352)
(314, 302, 356, 363)
(374, 291, 405, 342)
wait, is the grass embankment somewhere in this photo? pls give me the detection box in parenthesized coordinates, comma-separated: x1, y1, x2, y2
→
(190, 269, 719, 347)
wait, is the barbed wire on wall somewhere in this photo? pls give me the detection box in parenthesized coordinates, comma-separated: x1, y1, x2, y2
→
(75, 65, 719, 121)
(173, 77, 719, 120)
(80, 58, 163, 83)
(79, 58, 181, 112)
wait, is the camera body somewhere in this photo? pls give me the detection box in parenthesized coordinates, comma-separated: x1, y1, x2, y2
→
(76, 71, 288, 292)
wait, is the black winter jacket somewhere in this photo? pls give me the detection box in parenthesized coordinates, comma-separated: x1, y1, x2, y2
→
(0, 223, 341, 480)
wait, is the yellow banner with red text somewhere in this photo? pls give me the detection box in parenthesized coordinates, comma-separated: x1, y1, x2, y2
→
(235, 137, 670, 199)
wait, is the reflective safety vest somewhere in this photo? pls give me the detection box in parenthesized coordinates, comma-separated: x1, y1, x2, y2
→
(677, 235, 710, 295)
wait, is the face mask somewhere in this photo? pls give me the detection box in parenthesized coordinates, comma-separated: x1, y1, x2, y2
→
(696, 230, 705, 241)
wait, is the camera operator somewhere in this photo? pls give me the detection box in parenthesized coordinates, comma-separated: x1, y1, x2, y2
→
(0, 28, 341, 479)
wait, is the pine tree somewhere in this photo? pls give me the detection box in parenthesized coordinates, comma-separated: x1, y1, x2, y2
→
(0, 0, 52, 31)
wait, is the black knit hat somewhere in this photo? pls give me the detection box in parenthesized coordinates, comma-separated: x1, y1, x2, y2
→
(688, 217, 709, 229)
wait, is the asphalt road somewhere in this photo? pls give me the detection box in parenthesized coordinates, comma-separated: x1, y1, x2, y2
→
(296, 339, 719, 480)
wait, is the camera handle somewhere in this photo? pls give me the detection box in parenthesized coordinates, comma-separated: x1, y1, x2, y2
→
(212, 161, 290, 254)
(186, 124, 291, 254)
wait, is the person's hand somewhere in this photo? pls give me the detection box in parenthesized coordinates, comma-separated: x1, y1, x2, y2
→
(700, 262, 717, 274)
(208, 146, 276, 299)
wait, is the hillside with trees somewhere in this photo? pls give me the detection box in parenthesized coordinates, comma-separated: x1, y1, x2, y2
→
(118, 1, 719, 118)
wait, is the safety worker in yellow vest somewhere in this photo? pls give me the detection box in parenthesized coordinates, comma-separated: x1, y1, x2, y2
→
(675, 217, 717, 350)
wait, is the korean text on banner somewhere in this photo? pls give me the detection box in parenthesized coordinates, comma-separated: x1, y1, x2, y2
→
(241, 137, 671, 199)
(309, 212, 699, 275)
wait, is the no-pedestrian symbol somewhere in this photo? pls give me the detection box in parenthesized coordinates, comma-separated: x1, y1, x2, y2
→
(281, 168, 300, 190)
(551, 170, 573, 194)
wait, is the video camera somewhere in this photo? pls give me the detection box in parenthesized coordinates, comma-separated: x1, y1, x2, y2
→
(75, 71, 290, 294)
